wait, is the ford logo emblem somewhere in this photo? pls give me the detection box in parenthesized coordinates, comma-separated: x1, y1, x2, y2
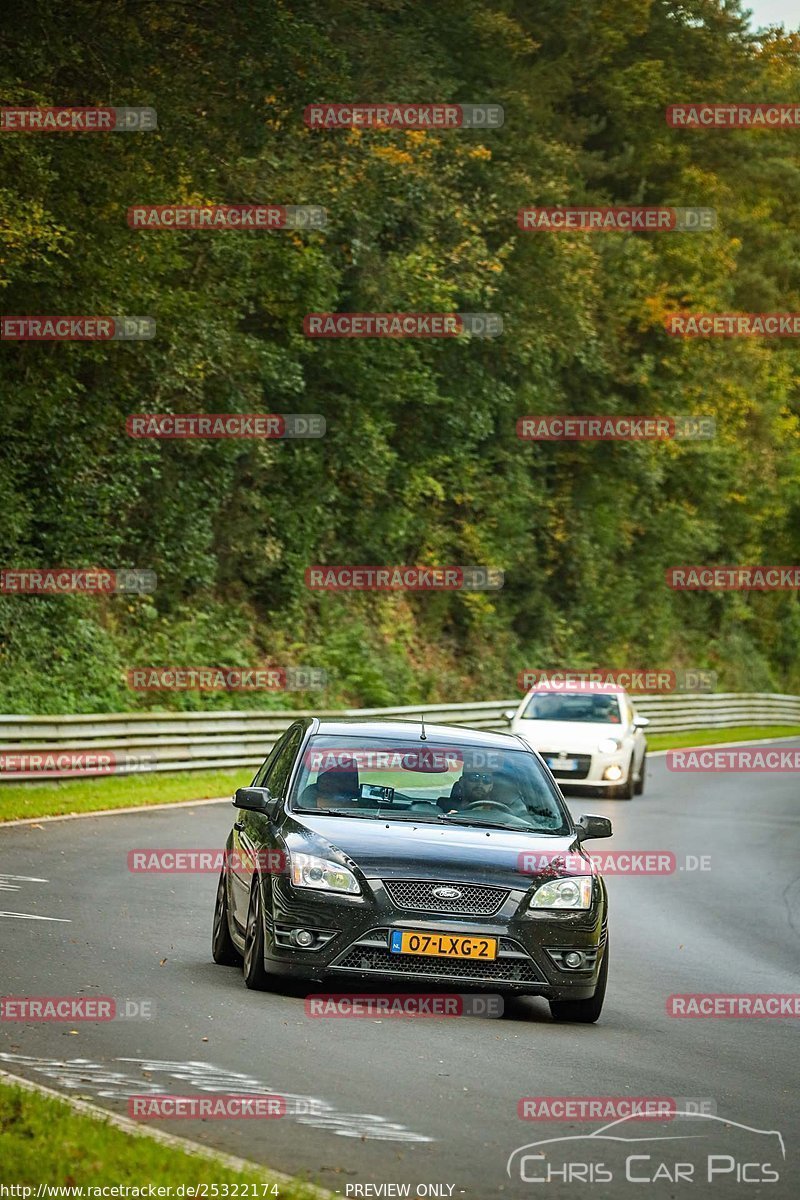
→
(432, 886, 463, 899)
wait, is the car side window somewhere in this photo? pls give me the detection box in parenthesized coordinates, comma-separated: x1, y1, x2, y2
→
(251, 733, 288, 788)
(262, 724, 304, 798)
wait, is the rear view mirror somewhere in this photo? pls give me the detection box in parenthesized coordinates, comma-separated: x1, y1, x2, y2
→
(360, 783, 395, 805)
(233, 786, 276, 816)
(576, 814, 613, 841)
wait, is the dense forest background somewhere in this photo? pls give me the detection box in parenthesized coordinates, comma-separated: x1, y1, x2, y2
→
(1, 0, 799, 714)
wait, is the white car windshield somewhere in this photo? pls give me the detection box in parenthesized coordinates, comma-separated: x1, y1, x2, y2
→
(522, 692, 623, 724)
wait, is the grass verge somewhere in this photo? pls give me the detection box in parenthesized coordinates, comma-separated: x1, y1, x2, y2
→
(0, 768, 247, 822)
(646, 724, 800, 751)
(0, 1079, 323, 1195)
(2, 726, 799, 823)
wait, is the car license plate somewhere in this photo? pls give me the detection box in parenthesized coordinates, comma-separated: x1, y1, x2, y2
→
(389, 930, 497, 959)
(547, 757, 578, 771)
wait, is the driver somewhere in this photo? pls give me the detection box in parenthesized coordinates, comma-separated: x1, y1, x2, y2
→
(457, 769, 496, 808)
(440, 769, 528, 818)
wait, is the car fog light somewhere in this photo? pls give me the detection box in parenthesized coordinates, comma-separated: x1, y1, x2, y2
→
(292, 929, 314, 947)
(603, 764, 623, 782)
(564, 951, 584, 968)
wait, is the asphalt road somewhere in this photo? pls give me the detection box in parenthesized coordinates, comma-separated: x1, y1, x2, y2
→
(2, 747, 799, 1198)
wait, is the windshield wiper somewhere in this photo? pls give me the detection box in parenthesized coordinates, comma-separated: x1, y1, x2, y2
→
(293, 806, 366, 817)
(436, 814, 529, 831)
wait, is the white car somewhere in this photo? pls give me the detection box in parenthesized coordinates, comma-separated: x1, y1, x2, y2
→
(506, 685, 649, 799)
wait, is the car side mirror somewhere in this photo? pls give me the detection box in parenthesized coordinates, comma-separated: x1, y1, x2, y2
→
(576, 814, 613, 841)
(632, 715, 650, 729)
(233, 786, 278, 817)
(503, 709, 516, 722)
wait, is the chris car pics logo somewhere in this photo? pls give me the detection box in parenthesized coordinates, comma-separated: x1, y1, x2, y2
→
(507, 1111, 784, 1185)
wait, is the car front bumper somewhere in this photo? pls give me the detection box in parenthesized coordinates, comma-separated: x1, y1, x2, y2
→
(258, 875, 608, 999)
(538, 749, 632, 789)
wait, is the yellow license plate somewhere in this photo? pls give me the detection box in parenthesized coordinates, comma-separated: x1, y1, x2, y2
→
(389, 930, 497, 959)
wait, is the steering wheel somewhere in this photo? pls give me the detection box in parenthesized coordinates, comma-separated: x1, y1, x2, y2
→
(464, 799, 515, 813)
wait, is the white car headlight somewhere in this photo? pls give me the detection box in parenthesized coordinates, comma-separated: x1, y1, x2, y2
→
(597, 737, 622, 754)
(290, 851, 360, 894)
(530, 876, 593, 909)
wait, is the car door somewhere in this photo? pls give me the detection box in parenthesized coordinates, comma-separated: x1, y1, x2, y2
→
(233, 724, 304, 928)
(229, 731, 291, 928)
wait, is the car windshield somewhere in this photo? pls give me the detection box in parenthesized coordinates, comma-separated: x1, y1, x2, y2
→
(290, 735, 571, 834)
(521, 692, 623, 724)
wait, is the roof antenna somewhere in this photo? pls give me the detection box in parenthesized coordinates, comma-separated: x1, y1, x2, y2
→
(420, 712, 427, 741)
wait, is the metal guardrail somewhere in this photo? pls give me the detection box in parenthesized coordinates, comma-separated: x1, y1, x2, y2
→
(1, 693, 799, 779)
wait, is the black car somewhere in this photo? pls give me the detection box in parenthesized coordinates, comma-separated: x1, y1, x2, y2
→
(212, 718, 613, 1022)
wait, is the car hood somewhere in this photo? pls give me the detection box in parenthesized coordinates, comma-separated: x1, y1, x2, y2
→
(513, 720, 627, 752)
(285, 813, 585, 889)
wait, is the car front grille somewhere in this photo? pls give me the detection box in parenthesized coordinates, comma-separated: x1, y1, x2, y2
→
(330, 929, 544, 984)
(383, 879, 510, 916)
(544, 753, 592, 781)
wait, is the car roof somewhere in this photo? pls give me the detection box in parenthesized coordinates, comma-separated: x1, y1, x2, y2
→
(308, 718, 525, 749)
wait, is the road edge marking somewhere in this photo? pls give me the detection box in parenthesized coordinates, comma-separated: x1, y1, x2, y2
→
(0, 1067, 332, 1198)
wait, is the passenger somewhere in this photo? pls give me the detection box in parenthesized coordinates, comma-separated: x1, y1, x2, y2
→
(298, 765, 359, 810)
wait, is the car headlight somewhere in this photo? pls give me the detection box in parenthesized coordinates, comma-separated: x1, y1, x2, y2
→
(597, 737, 622, 754)
(290, 851, 360, 894)
(530, 877, 593, 909)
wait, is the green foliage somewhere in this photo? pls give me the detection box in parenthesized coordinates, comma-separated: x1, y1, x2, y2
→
(1, 0, 798, 713)
(0, 1081, 319, 1194)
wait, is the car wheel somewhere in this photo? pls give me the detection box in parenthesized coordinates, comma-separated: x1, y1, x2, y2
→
(211, 868, 242, 966)
(634, 753, 646, 796)
(548, 940, 609, 1024)
(243, 876, 271, 990)
(616, 761, 635, 800)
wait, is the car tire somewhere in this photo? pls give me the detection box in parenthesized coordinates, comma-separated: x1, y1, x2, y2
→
(243, 875, 271, 990)
(211, 868, 242, 966)
(615, 761, 635, 800)
(634, 753, 646, 796)
(548, 940, 609, 1024)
